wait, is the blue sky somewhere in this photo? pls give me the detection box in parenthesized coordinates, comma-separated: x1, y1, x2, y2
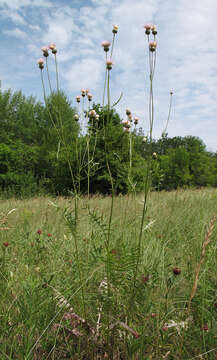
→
(0, 0, 217, 152)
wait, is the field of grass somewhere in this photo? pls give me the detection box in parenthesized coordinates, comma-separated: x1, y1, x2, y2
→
(0, 188, 216, 359)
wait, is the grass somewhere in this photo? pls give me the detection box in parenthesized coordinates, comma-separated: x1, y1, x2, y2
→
(0, 188, 216, 359)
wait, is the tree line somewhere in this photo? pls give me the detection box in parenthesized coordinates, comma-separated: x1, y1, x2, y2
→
(0, 89, 216, 197)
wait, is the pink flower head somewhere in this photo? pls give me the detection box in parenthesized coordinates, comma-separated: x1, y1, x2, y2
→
(3, 242, 9, 247)
(126, 108, 131, 116)
(122, 120, 131, 128)
(101, 40, 111, 52)
(37, 229, 42, 235)
(37, 58, 45, 69)
(76, 95, 81, 103)
(112, 24, 118, 34)
(41, 46, 49, 57)
(81, 89, 86, 97)
(85, 89, 89, 95)
(49, 43, 57, 54)
(144, 23, 152, 35)
(49, 43, 56, 50)
(106, 59, 114, 70)
(47, 233, 52, 237)
(89, 109, 96, 118)
(149, 41, 157, 52)
(151, 25, 157, 35)
(123, 127, 130, 133)
(87, 92, 93, 101)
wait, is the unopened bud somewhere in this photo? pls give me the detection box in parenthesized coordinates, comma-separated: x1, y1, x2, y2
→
(112, 25, 118, 34)
(76, 96, 81, 103)
(74, 114, 79, 121)
(149, 41, 157, 52)
(126, 108, 131, 116)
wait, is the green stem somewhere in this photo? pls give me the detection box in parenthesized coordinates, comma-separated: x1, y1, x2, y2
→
(45, 57, 52, 94)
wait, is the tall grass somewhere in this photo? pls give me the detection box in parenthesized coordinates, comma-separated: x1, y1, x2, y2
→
(0, 189, 216, 359)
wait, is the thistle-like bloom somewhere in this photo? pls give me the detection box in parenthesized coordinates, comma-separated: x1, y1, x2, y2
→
(126, 108, 131, 116)
(106, 59, 113, 70)
(123, 127, 130, 133)
(151, 25, 157, 36)
(101, 40, 111, 52)
(87, 93, 93, 101)
(49, 43, 57, 54)
(89, 109, 96, 118)
(96, 114, 100, 120)
(3, 242, 9, 247)
(122, 120, 131, 128)
(149, 41, 157, 52)
(37, 58, 45, 69)
(74, 114, 79, 121)
(41, 46, 49, 57)
(112, 25, 118, 34)
(76, 95, 81, 103)
(128, 114, 133, 122)
(81, 89, 86, 97)
(134, 116, 139, 125)
(143, 136, 147, 142)
(144, 24, 152, 35)
(152, 152, 157, 159)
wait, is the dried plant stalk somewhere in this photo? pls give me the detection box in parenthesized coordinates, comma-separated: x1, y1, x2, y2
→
(188, 214, 216, 312)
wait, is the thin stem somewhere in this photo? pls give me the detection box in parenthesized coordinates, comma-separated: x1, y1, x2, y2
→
(45, 57, 52, 94)
(54, 54, 59, 93)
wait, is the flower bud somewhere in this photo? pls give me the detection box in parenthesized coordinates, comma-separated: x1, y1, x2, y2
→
(87, 93, 93, 101)
(49, 43, 56, 50)
(76, 96, 81, 103)
(152, 152, 157, 159)
(89, 109, 96, 118)
(112, 25, 118, 34)
(101, 40, 111, 52)
(122, 120, 131, 129)
(170, 89, 173, 95)
(143, 136, 147, 142)
(151, 25, 157, 35)
(41, 46, 49, 57)
(173, 267, 181, 275)
(74, 114, 79, 121)
(37, 58, 45, 69)
(126, 108, 131, 116)
(144, 24, 152, 35)
(81, 89, 86, 97)
(134, 116, 139, 125)
(149, 41, 157, 52)
(106, 59, 113, 70)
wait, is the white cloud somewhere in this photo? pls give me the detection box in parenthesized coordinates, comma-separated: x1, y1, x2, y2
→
(3, 27, 29, 40)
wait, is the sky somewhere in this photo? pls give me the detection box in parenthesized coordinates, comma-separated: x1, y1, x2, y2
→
(0, 0, 217, 152)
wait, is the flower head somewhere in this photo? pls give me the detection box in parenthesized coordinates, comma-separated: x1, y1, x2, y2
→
(47, 233, 52, 237)
(144, 23, 152, 35)
(126, 108, 131, 116)
(87, 93, 93, 101)
(101, 40, 111, 52)
(3, 242, 9, 247)
(112, 25, 118, 34)
(37, 229, 42, 235)
(123, 127, 130, 133)
(49, 43, 57, 54)
(173, 267, 181, 275)
(41, 46, 49, 57)
(151, 25, 157, 35)
(106, 59, 113, 70)
(134, 116, 139, 125)
(74, 114, 79, 121)
(149, 41, 157, 52)
(76, 95, 81, 103)
(122, 120, 131, 128)
(89, 109, 96, 118)
(152, 152, 157, 159)
(37, 58, 45, 69)
(170, 89, 173, 95)
(81, 89, 86, 97)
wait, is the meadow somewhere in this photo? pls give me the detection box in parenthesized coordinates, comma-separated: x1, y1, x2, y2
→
(0, 188, 216, 359)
